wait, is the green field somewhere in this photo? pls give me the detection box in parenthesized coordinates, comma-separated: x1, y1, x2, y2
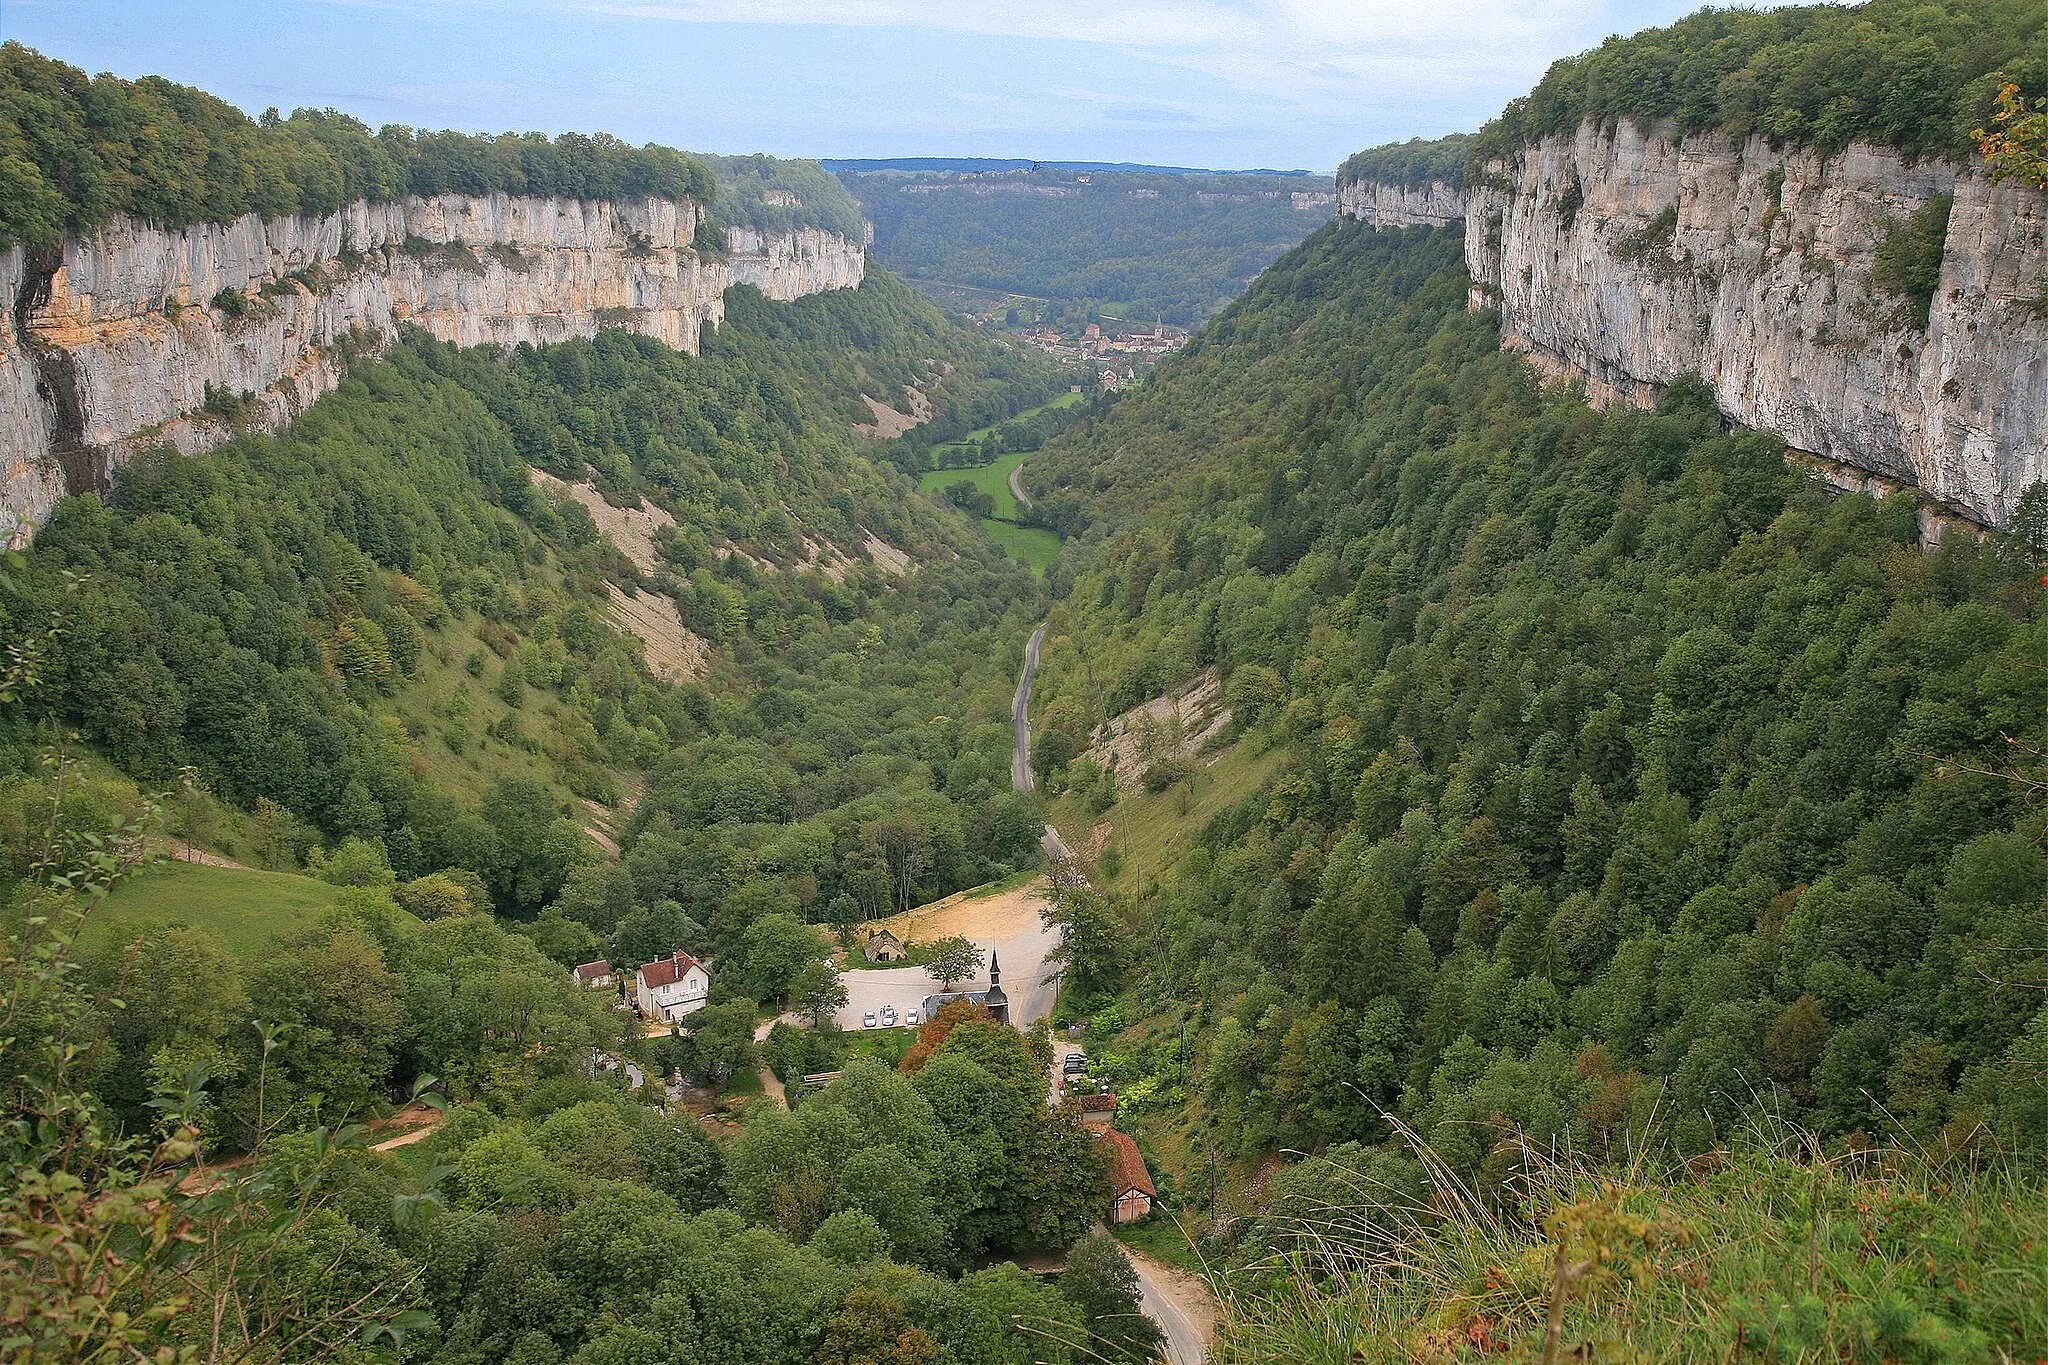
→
(916, 395, 1080, 573)
(89, 861, 345, 954)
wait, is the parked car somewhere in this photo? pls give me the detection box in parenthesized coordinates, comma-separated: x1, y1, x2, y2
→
(863, 1011, 877, 1029)
(881, 1006, 899, 1027)
(905, 1008, 919, 1026)
(1063, 1052, 1088, 1074)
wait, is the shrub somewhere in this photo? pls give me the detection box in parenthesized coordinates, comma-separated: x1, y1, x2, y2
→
(1872, 195, 1953, 329)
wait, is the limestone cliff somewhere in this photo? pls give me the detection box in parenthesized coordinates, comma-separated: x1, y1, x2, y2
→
(2, 192, 866, 543)
(1338, 123, 2048, 528)
(1332, 177, 1465, 229)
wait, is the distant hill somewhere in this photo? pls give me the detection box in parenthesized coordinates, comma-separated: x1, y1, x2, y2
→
(839, 165, 1335, 326)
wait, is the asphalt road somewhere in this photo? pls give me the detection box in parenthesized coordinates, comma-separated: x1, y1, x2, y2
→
(1045, 1041, 1214, 1364)
(1012, 622, 1073, 863)
(1126, 1247, 1213, 1365)
(1008, 463, 1032, 514)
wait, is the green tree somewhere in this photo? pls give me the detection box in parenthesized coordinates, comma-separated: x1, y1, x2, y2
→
(735, 913, 827, 1006)
(924, 936, 985, 991)
(817, 1287, 944, 1365)
(794, 958, 850, 1029)
(1039, 882, 1123, 999)
(1056, 1231, 1163, 1364)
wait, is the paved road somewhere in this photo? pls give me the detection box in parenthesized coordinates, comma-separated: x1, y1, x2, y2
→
(1125, 1246, 1214, 1365)
(1008, 463, 1032, 514)
(1012, 622, 1073, 863)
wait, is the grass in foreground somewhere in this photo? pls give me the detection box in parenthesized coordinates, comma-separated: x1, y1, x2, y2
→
(1216, 1141, 2048, 1364)
(90, 860, 342, 954)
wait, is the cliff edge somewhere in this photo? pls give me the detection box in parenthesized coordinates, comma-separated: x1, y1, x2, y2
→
(2, 192, 866, 544)
(1339, 124, 2048, 529)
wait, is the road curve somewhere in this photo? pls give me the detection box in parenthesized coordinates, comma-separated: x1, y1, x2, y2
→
(1125, 1246, 1215, 1365)
(1012, 623, 1073, 863)
(1008, 462, 1032, 514)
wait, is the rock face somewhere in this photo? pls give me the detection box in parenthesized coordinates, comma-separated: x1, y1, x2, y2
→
(2, 193, 866, 544)
(1338, 121, 2048, 528)
(1333, 177, 1465, 229)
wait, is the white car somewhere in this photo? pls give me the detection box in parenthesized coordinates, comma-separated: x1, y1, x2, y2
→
(905, 1009, 920, 1026)
(862, 1011, 877, 1029)
(881, 1006, 899, 1027)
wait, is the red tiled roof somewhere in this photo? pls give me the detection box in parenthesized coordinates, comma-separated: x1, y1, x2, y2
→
(1077, 1094, 1119, 1113)
(573, 960, 612, 980)
(1097, 1128, 1154, 1198)
(637, 950, 704, 989)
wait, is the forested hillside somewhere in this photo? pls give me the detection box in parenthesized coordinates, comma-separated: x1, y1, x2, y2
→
(1022, 217, 2048, 1356)
(840, 167, 1333, 326)
(2, 262, 1055, 914)
(0, 43, 716, 249)
(0, 180, 1169, 1353)
(1470, 0, 2046, 162)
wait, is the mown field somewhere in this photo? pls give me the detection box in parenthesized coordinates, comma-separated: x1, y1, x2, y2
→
(916, 394, 1081, 571)
(89, 861, 344, 954)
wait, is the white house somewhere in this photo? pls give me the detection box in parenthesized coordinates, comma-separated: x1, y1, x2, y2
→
(635, 949, 710, 1021)
(571, 959, 614, 990)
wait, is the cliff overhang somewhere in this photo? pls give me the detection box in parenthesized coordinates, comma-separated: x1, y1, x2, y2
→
(2, 191, 867, 545)
(1337, 119, 2048, 532)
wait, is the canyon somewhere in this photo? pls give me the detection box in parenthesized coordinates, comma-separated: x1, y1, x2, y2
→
(1337, 121, 2048, 531)
(2, 192, 865, 544)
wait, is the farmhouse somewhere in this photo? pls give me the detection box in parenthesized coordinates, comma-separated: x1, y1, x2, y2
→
(861, 928, 908, 963)
(1096, 1128, 1154, 1224)
(1075, 1093, 1118, 1130)
(571, 959, 614, 989)
(635, 949, 710, 1021)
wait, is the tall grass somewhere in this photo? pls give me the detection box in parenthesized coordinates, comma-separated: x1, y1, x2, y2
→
(1214, 1121, 2048, 1363)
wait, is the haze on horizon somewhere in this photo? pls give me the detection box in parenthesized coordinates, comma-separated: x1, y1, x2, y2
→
(8, 0, 1705, 172)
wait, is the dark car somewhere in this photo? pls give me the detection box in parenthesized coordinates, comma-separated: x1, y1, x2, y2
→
(1062, 1052, 1088, 1074)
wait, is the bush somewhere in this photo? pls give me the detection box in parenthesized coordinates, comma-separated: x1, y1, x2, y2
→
(1872, 195, 1954, 329)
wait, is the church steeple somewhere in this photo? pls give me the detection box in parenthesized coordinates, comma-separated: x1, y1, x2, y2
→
(982, 944, 1009, 1024)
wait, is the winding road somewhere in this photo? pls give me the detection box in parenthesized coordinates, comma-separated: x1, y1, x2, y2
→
(1018, 626, 1212, 1362)
(1012, 622, 1073, 863)
(1008, 463, 1032, 515)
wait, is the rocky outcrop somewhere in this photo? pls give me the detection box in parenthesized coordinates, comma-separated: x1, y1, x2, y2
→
(1339, 124, 2048, 528)
(1333, 177, 1466, 229)
(2, 193, 866, 544)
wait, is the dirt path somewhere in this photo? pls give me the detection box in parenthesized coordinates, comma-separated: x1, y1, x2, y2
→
(164, 842, 249, 870)
(752, 1017, 787, 1108)
(368, 1105, 445, 1152)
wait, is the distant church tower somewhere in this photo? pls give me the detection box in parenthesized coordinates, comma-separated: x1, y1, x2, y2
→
(983, 947, 1009, 1025)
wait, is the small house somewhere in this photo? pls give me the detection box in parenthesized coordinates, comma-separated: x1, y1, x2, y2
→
(1076, 1093, 1118, 1131)
(1097, 1129, 1154, 1224)
(572, 960, 613, 990)
(635, 950, 710, 1021)
(862, 928, 908, 963)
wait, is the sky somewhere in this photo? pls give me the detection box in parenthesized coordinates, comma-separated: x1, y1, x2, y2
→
(3, 0, 1708, 172)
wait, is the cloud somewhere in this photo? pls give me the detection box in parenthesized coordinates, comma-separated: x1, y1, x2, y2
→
(368, 0, 1636, 95)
